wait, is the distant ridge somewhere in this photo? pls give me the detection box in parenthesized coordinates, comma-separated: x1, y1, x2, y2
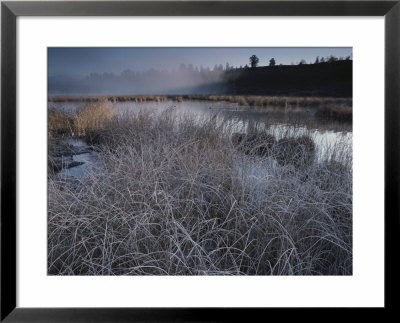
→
(223, 60, 352, 97)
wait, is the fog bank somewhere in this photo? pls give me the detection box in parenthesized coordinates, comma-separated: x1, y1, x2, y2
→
(49, 65, 227, 96)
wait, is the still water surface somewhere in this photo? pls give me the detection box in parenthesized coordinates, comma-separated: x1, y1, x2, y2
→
(50, 100, 352, 178)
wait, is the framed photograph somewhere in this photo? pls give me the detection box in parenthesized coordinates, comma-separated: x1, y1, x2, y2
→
(1, 0, 398, 321)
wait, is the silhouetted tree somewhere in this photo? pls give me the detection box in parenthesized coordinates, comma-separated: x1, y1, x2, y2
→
(299, 59, 306, 65)
(269, 58, 276, 66)
(320, 57, 325, 63)
(328, 55, 338, 63)
(315, 56, 320, 64)
(249, 55, 259, 68)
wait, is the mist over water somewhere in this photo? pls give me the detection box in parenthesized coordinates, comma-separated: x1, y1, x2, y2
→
(48, 47, 353, 97)
(48, 48, 353, 276)
(48, 66, 227, 96)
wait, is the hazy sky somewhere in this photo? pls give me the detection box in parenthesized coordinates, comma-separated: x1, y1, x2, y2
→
(48, 47, 352, 77)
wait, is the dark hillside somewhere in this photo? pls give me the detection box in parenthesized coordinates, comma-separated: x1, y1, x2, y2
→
(224, 61, 352, 97)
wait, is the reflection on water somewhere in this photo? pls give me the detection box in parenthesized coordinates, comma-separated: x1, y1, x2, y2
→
(57, 139, 101, 178)
(50, 100, 352, 176)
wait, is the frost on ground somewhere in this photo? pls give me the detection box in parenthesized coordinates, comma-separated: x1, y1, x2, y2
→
(48, 107, 352, 275)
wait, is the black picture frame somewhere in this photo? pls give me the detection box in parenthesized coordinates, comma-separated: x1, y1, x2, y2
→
(1, 1, 399, 321)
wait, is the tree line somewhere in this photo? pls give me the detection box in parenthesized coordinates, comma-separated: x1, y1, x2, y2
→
(248, 54, 352, 69)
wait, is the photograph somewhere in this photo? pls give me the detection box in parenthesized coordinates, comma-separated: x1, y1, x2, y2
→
(47, 47, 353, 276)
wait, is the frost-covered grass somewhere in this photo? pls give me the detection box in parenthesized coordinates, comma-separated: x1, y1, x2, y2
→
(48, 108, 352, 275)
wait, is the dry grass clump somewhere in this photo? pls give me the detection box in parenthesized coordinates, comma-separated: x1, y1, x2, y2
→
(273, 136, 316, 168)
(72, 100, 115, 136)
(232, 132, 276, 157)
(174, 96, 184, 103)
(48, 100, 116, 138)
(48, 109, 352, 275)
(48, 108, 74, 138)
(231, 130, 316, 169)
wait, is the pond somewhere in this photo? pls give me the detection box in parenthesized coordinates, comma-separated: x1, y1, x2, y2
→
(49, 99, 352, 177)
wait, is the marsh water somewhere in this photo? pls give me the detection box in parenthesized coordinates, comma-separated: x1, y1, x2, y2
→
(57, 138, 100, 178)
(50, 100, 352, 178)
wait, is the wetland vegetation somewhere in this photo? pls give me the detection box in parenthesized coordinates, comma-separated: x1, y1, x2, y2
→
(48, 49, 352, 275)
(48, 99, 352, 275)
